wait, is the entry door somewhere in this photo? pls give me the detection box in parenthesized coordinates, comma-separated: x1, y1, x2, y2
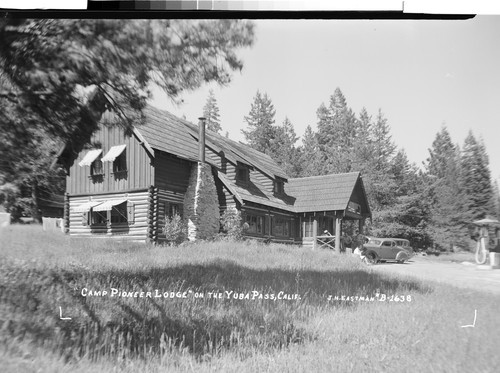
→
(304, 220, 314, 237)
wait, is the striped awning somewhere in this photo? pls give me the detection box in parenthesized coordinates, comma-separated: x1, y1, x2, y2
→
(72, 201, 103, 213)
(93, 199, 127, 212)
(78, 149, 102, 167)
(102, 145, 126, 162)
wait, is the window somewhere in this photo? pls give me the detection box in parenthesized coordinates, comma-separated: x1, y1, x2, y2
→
(273, 217, 290, 237)
(87, 200, 132, 226)
(165, 202, 182, 219)
(90, 154, 103, 176)
(91, 210, 107, 225)
(274, 181, 284, 194)
(113, 150, 127, 173)
(110, 202, 128, 223)
(102, 145, 127, 174)
(236, 167, 249, 182)
(244, 214, 263, 234)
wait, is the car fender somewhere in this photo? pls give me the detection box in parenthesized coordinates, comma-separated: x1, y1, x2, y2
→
(396, 251, 409, 262)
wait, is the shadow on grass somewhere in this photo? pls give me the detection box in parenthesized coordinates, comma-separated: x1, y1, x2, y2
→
(0, 259, 432, 362)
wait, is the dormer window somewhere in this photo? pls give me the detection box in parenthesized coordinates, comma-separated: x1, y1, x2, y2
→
(113, 151, 127, 173)
(102, 144, 127, 174)
(236, 166, 249, 182)
(274, 180, 284, 194)
(90, 154, 103, 176)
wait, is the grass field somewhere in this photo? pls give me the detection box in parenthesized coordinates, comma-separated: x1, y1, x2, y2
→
(1, 225, 499, 372)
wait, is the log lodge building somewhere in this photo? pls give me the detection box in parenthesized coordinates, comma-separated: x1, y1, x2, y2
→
(58, 106, 371, 249)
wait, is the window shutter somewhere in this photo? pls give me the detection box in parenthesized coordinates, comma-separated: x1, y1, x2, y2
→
(127, 201, 135, 224)
(82, 212, 89, 226)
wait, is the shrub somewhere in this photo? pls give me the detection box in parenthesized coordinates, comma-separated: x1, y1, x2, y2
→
(220, 208, 244, 240)
(163, 214, 187, 245)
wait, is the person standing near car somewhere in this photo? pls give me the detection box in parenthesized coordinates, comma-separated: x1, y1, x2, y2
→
(342, 231, 352, 253)
(353, 230, 365, 250)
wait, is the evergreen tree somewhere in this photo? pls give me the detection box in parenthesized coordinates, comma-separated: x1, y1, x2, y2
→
(297, 125, 323, 177)
(351, 107, 373, 173)
(492, 180, 500, 220)
(241, 91, 276, 153)
(371, 109, 396, 172)
(0, 19, 254, 155)
(426, 125, 456, 179)
(0, 19, 254, 218)
(391, 149, 418, 196)
(267, 117, 300, 177)
(461, 132, 494, 220)
(203, 89, 222, 134)
(424, 127, 470, 249)
(316, 88, 358, 174)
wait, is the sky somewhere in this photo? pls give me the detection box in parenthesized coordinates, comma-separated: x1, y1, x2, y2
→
(150, 17, 500, 183)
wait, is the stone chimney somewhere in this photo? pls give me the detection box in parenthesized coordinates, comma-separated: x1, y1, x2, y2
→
(183, 117, 220, 241)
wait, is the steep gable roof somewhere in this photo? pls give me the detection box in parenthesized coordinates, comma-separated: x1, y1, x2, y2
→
(285, 172, 370, 215)
(136, 105, 288, 180)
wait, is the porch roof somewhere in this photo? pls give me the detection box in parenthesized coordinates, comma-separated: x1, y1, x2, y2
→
(285, 172, 371, 216)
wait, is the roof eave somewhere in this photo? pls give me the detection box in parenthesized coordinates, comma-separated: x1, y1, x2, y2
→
(132, 126, 155, 159)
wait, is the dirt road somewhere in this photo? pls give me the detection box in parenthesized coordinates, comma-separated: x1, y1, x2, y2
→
(370, 256, 500, 295)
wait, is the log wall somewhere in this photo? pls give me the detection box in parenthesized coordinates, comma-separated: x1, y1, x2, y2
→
(68, 189, 150, 241)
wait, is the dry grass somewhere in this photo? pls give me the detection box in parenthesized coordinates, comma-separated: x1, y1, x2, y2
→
(1, 225, 499, 372)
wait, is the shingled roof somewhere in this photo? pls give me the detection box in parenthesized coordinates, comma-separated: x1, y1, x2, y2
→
(285, 172, 369, 214)
(218, 171, 296, 213)
(136, 106, 287, 180)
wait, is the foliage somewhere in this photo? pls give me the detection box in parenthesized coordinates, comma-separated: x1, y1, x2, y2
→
(0, 19, 254, 217)
(461, 131, 494, 220)
(202, 89, 222, 134)
(493, 180, 500, 220)
(0, 74, 65, 221)
(220, 208, 244, 240)
(316, 88, 359, 174)
(266, 117, 301, 177)
(162, 214, 187, 245)
(0, 19, 254, 141)
(241, 90, 277, 153)
(297, 125, 323, 177)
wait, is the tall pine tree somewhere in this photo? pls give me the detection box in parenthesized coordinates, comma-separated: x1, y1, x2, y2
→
(316, 88, 358, 174)
(267, 117, 300, 177)
(492, 180, 500, 220)
(297, 125, 323, 177)
(461, 132, 494, 220)
(242, 91, 276, 153)
(425, 127, 469, 249)
(203, 89, 222, 134)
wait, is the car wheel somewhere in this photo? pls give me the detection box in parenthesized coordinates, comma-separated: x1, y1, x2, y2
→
(363, 252, 378, 265)
(398, 259, 405, 264)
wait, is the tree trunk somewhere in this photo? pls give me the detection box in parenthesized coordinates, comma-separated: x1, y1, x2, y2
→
(31, 178, 41, 223)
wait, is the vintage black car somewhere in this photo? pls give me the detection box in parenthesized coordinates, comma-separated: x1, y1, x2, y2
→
(362, 238, 410, 264)
(391, 238, 414, 257)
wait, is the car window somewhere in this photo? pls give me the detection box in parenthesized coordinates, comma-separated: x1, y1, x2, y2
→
(382, 241, 392, 246)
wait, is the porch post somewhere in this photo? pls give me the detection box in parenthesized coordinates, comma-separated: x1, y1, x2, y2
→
(335, 215, 342, 254)
(312, 217, 317, 250)
(359, 218, 364, 234)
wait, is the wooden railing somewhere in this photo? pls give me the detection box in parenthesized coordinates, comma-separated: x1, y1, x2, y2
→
(315, 235, 336, 250)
